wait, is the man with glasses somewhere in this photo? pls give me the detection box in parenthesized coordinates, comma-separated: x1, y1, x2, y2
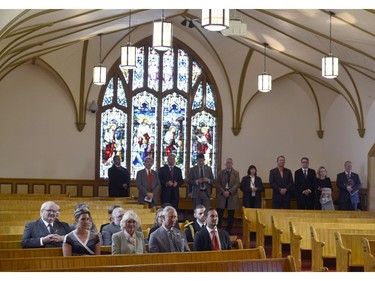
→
(22, 201, 70, 248)
(101, 207, 125, 245)
(294, 157, 317, 210)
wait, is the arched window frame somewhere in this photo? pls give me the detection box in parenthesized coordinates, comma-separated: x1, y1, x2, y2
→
(95, 37, 222, 179)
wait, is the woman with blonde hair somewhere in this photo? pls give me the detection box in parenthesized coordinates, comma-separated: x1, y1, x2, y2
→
(315, 166, 335, 210)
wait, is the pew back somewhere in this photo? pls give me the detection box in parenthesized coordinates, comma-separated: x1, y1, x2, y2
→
(362, 238, 375, 272)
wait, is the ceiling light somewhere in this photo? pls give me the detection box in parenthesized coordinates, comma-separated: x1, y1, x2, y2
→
(93, 34, 106, 86)
(153, 9, 173, 51)
(201, 9, 229, 31)
(322, 11, 339, 79)
(121, 9, 137, 69)
(258, 43, 272, 93)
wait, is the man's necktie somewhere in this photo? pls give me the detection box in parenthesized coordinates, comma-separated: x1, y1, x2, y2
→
(48, 224, 53, 234)
(211, 230, 219, 251)
(170, 166, 174, 181)
(304, 169, 307, 179)
(200, 166, 205, 189)
(168, 230, 178, 251)
(347, 172, 351, 180)
(227, 169, 231, 184)
(148, 170, 153, 192)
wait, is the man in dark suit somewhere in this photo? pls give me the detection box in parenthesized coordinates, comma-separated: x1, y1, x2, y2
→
(108, 155, 131, 197)
(336, 161, 362, 210)
(136, 157, 161, 208)
(184, 204, 206, 242)
(149, 206, 190, 253)
(158, 153, 184, 210)
(101, 207, 124, 245)
(193, 208, 231, 251)
(269, 155, 294, 209)
(22, 201, 70, 248)
(294, 157, 317, 210)
(188, 153, 214, 210)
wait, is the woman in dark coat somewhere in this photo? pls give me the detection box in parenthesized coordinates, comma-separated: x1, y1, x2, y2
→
(240, 165, 264, 208)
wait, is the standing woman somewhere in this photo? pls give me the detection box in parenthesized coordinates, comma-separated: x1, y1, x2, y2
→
(315, 166, 334, 210)
(63, 207, 101, 256)
(240, 165, 264, 208)
(112, 210, 146, 254)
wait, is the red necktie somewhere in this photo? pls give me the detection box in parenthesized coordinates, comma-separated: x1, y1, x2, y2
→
(148, 170, 152, 192)
(170, 166, 174, 181)
(211, 230, 219, 251)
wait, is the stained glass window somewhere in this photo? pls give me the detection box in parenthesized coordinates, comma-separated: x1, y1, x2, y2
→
(97, 40, 220, 179)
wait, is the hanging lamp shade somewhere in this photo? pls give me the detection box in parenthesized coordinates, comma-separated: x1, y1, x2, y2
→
(121, 9, 137, 69)
(322, 12, 338, 79)
(153, 10, 173, 51)
(201, 9, 229, 31)
(258, 73, 272, 92)
(93, 34, 106, 85)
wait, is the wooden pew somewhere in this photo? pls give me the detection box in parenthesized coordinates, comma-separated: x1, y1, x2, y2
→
(40, 256, 297, 272)
(290, 221, 375, 271)
(272, 215, 375, 258)
(0, 248, 267, 271)
(362, 238, 375, 272)
(0, 234, 22, 241)
(335, 232, 375, 272)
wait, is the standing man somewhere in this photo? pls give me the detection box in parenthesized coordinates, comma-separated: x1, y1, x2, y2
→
(184, 204, 206, 242)
(158, 153, 184, 210)
(193, 208, 231, 251)
(336, 161, 362, 210)
(22, 201, 70, 248)
(294, 157, 317, 210)
(108, 155, 131, 197)
(269, 155, 294, 209)
(188, 153, 215, 210)
(216, 157, 240, 235)
(136, 157, 161, 208)
(148, 206, 190, 253)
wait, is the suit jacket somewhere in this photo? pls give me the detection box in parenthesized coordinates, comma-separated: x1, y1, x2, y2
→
(188, 164, 215, 198)
(193, 226, 231, 251)
(111, 230, 146, 254)
(21, 219, 70, 248)
(184, 220, 204, 242)
(336, 171, 361, 205)
(158, 164, 184, 206)
(294, 168, 317, 198)
(216, 168, 240, 210)
(108, 164, 131, 197)
(269, 167, 294, 202)
(148, 225, 190, 253)
(136, 168, 161, 205)
(101, 222, 121, 246)
(240, 175, 264, 208)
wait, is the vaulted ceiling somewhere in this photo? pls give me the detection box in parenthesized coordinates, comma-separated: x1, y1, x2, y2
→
(0, 9, 374, 135)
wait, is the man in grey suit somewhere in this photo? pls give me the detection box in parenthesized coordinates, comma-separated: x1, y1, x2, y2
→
(188, 153, 214, 210)
(148, 206, 190, 253)
(101, 207, 124, 245)
(216, 157, 240, 235)
(22, 201, 70, 248)
(136, 157, 161, 208)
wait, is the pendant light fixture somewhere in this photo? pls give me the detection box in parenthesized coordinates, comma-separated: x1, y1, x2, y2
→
(322, 11, 339, 79)
(153, 9, 173, 51)
(121, 9, 137, 69)
(201, 9, 229, 31)
(258, 43, 272, 93)
(93, 34, 106, 85)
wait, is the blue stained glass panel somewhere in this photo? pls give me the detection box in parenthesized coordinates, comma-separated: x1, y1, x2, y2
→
(161, 93, 187, 176)
(192, 60, 202, 88)
(117, 78, 127, 107)
(131, 91, 158, 178)
(190, 111, 216, 173)
(133, 47, 144, 90)
(206, 84, 216, 110)
(102, 78, 114, 106)
(148, 48, 159, 91)
(100, 107, 127, 178)
(192, 82, 203, 109)
(177, 49, 189, 92)
(162, 49, 174, 92)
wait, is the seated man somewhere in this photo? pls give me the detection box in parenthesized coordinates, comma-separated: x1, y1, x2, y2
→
(101, 207, 124, 245)
(193, 208, 231, 251)
(148, 206, 190, 253)
(99, 204, 120, 233)
(184, 204, 206, 242)
(22, 201, 70, 248)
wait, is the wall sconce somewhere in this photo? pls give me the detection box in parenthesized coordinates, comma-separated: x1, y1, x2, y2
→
(93, 34, 107, 85)
(88, 100, 99, 113)
(258, 43, 272, 93)
(121, 9, 137, 69)
(153, 9, 173, 51)
(201, 9, 229, 31)
(322, 11, 338, 79)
